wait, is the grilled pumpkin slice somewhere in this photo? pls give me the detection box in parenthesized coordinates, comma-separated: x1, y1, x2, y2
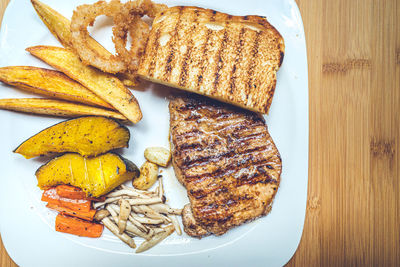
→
(36, 153, 139, 197)
(14, 116, 130, 159)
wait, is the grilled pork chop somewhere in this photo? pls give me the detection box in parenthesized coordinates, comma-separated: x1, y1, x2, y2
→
(139, 6, 285, 114)
(169, 95, 282, 237)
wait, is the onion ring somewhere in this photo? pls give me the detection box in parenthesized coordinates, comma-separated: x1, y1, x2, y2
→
(123, 0, 168, 18)
(70, 1, 126, 74)
(112, 10, 150, 73)
(70, 0, 167, 75)
(112, 0, 167, 73)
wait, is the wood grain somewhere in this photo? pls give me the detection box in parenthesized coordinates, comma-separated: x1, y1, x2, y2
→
(287, 0, 399, 266)
(0, 0, 399, 266)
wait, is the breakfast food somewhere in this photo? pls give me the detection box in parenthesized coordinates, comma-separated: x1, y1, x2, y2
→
(169, 95, 282, 237)
(36, 152, 140, 197)
(0, 66, 113, 109)
(0, 98, 127, 121)
(31, 0, 139, 86)
(14, 116, 130, 158)
(27, 46, 142, 123)
(138, 6, 285, 114)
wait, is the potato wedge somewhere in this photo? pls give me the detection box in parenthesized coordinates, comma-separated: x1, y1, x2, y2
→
(30, 0, 139, 87)
(144, 147, 171, 167)
(27, 46, 142, 124)
(31, 0, 74, 49)
(0, 98, 126, 121)
(0, 66, 113, 109)
(14, 116, 130, 159)
(36, 152, 140, 197)
(133, 161, 159, 190)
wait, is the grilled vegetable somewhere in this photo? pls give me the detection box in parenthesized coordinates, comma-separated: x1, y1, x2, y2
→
(132, 161, 158, 190)
(144, 147, 171, 167)
(41, 187, 92, 212)
(14, 116, 130, 159)
(36, 153, 140, 197)
(27, 46, 142, 124)
(0, 98, 127, 121)
(0, 66, 113, 109)
(55, 185, 105, 201)
(46, 203, 96, 221)
(55, 213, 103, 238)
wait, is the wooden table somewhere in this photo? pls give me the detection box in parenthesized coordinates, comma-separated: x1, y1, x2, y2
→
(0, 0, 399, 266)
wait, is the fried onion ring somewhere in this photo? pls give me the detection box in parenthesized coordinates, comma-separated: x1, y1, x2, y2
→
(70, 0, 167, 75)
(112, 0, 167, 72)
(71, 1, 126, 74)
(123, 0, 168, 18)
(112, 11, 150, 73)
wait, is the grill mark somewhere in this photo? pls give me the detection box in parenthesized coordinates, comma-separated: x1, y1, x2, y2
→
(176, 125, 265, 151)
(197, 191, 269, 219)
(163, 7, 184, 80)
(196, 29, 212, 87)
(198, 197, 261, 223)
(174, 118, 264, 150)
(179, 10, 199, 87)
(176, 101, 217, 111)
(212, 28, 229, 94)
(185, 152, 271, 182)
(245, 31, 262, 102)
(212, 118, 258, 132)
(229, 132, 266, 145)
(175, 128, 202, 138)
(182, 110, 237, 121)
(182, 143, 269, 170)
(176, 142, 203, 151)
(176, 137, 266, 165)
(195, 195, 256, 221)
(182, 150, 236, 169)
(229, 28, 246, 94)
(176, 97, 257, 116)
(176, 129, 266, 158)
(147, 28, 161, 77)
(196, 13, 216, 87)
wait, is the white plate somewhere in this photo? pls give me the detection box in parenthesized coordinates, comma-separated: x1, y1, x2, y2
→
(0, 0, 308, 266)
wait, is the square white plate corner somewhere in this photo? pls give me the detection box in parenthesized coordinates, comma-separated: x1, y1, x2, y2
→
(0, 0, 308, 266)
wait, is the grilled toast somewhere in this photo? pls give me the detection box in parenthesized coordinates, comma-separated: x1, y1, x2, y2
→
(138, 6, 285, 114)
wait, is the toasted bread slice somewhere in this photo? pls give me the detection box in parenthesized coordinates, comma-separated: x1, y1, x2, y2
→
(138, 6, 284, 114)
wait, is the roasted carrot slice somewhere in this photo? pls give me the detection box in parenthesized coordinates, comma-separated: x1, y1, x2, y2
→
(46, 203, 96, 221)
(42, 188, 91, 212)
(56, 184, 86, 199)
(55, 185, 105, 202)
(55, 214, 103, 238)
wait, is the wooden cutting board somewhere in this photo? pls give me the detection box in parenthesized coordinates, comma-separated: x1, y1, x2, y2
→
(0, 0, 399, 266)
